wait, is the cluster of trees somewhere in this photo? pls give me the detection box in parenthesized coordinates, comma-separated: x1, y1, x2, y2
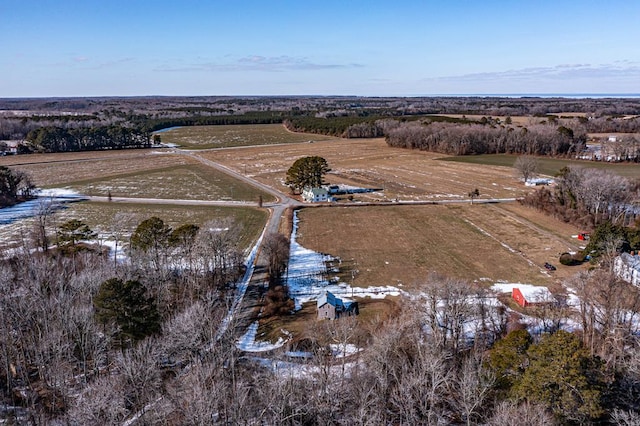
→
(0, 166, 35, 207)
(385, 121, 585, 156)
(521, 166, 640, 229)
(285, 156, 331, 193)
(25, 126, 152, 152)
(0, 211, 248, 423)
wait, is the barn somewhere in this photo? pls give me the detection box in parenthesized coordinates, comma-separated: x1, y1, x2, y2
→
(317, 291, 359, 320)
(512, 286, 555, 308)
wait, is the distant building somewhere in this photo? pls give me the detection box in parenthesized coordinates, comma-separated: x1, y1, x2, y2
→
(0, 140, 21, 155)
(524, 178, 554, 187)
(512, 286, 555, 308)
(302, 187, 328, 203)
(614, 252, 640, 287)
(317, 291, 359, 320)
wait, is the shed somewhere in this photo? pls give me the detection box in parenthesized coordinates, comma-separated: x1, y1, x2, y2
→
(512, 286, 555, 308)
(317, 291, 359, 320)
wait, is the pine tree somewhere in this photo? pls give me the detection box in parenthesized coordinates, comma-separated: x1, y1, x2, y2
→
(94, 278, 161, 345)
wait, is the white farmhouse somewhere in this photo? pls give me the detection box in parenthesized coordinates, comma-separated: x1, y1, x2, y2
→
(614, 252, 640, 287)
(302, 187, 328, 203)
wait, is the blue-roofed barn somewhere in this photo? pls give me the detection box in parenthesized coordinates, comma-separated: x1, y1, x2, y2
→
(317, 291, 359, 320)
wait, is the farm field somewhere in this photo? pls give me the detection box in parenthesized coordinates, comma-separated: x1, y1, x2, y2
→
(0, 150, 272, 202)
(156, 123, 340, 149)
(0, 202, 268, 254)
(430, 113, 589, 126)
(202, 137, 531, 202)
(441, 154, 640, 178)
(293, 204, 587, 292)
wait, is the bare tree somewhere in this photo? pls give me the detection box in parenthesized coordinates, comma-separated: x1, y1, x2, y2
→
(487, 400, 556, 426)
(514, 155, 540, 184)
(262, 232, 290, 287)
(570, 270, 640, 367)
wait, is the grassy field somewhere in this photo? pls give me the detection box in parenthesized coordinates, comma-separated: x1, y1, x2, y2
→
(440, 154, 640, 178)
(293, 204, 587, 292)
(0, 150, 273, 202)
(0, 201, 268, 254)
(204, 138, 533, 202)
(156, 123, 340, 149)
(66, 202, 268, 250)
(66, 163, 268, 201)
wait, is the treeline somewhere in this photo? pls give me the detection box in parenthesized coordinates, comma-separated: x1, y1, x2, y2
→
(0, 166, 35, 207)
(385, 121, 585, 156)
(138, 111, 286, 133)
(25, 125, 151, 152)
(284, 116, 384, 137)
(3, 251, 639, 424)
(521, 166, 640, 230)
(283, 114, 467, 138)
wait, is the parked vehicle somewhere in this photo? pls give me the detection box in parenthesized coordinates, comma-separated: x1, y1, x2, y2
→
(544, 262, 556, 271)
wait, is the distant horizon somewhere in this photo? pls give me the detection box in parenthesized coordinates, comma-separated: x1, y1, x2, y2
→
(2, 93, 640, 101)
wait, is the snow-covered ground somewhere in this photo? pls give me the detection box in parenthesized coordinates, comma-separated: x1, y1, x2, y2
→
(236, 322, 289, 352)
(286, 211, 402, 310)
(0, 188, 85, 225)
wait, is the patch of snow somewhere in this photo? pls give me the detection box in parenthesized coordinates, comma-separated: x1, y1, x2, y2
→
(236, 322, 288, 352)
(0, 188, 86, 225)
(97, 237, 128, 263)
(330, 344, 361, 358)
(286, 211, 402, 310)
(491, 283, 555, 303)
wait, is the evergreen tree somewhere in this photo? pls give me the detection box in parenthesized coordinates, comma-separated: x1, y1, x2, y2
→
(513, 330, 605, 423)
(285, 156, 330, 193)
(57, 219, 97, 251)
(94, 278, 161, 345)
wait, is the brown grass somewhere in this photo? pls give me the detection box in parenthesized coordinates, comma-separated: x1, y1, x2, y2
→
(202, 138, 531, 202)
(158, 123, 340, 149)
(293, 204, 587, 292)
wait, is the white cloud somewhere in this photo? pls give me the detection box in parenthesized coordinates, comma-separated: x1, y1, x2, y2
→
(158, 55, 364, 72)
(430, 62, 640, 83)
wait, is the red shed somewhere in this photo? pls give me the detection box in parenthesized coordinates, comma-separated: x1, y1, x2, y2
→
(512, 286, 554, 308)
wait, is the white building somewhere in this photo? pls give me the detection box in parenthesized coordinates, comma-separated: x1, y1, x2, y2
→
(614, 252, 640, 287)
(302, 187, 329, 203)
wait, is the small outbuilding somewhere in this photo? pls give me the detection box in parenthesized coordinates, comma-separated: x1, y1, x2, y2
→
(512, 286, 555, 308)
(317, 291, 359, 320)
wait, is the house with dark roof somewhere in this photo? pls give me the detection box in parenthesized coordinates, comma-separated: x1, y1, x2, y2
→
(317, 291, 359, 320)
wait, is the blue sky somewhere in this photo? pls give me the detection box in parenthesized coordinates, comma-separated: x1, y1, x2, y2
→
(2, 0, 639, 97)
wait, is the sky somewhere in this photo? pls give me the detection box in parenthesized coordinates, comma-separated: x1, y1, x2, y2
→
(2, 0, 640, 97)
